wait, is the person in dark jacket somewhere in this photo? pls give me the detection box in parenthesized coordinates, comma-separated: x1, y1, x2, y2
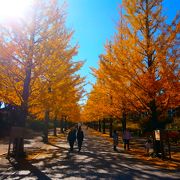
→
(77, 126, 84, 152)
(112, 130, 118, 151)
(67, 127, 77, 151)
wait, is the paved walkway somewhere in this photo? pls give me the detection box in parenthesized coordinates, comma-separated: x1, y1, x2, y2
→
(0, 127, 180, 179)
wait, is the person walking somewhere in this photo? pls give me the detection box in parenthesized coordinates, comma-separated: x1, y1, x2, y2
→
(77, 126, 84, 152)
(145, 138, 152, 156)
(112, 130, 118, 151)
(123, 129, 131, 150)
(67, 127, 77, 151)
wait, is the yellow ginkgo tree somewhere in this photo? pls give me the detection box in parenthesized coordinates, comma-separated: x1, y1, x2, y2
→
(83, 0, 180, 132)
(0, 0, 84, 154)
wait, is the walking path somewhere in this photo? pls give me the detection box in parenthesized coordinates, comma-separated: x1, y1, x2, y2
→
(0, 127, 179, 179)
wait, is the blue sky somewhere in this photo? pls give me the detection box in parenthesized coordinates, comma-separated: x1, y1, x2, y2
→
(62, 0, 180, 95)
(64, 0, 120, 94)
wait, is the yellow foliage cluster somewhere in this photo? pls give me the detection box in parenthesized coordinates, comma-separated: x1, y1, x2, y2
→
(82, 0, 180, 127)
(0, 0, 85, 124)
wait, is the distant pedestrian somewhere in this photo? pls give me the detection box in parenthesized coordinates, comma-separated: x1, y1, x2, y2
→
(77, 126, 84, 152)
(112, 130, 118, 151)
(145, 138, 152, 155)
(67, 127, 77, 151)
(78, 122, 81, 128)
(123, 129, 131, 150)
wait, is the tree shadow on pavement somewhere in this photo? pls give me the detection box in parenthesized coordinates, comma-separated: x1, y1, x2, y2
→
(12, 140, 178, 180)
(6, 158, 51, 180)
(47, 142, 67, 150)
(1, 129, 179, 180)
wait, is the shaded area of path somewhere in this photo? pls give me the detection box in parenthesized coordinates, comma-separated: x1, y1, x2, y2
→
(0, 126, 180, 179)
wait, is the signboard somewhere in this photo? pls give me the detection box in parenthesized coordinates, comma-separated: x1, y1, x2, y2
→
(155, 130, 160, 140)
(153, 130, 171, 159)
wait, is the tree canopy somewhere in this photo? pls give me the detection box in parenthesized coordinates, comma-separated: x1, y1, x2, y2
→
(82, 0, 180, 130)
(0, 0, 85, 126)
